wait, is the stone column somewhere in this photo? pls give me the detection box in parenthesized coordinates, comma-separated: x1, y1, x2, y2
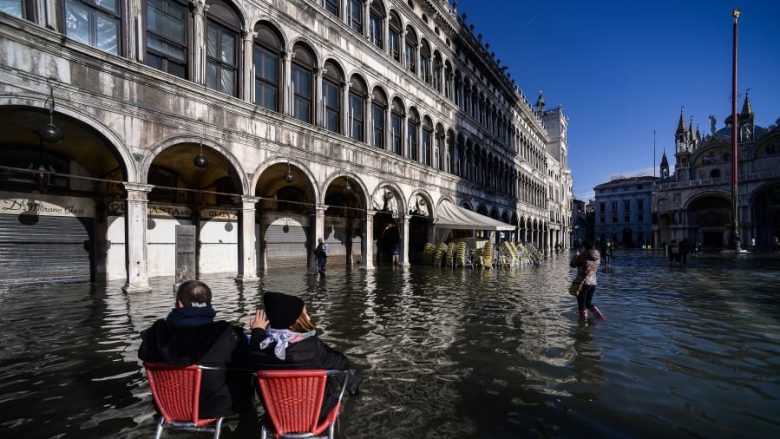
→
(192, 1, 208, 84)
(283, 50, 293, 115)
(342, 81, 351, 136)
(363, 0, 371, 39)
(364, 96, 372, 146)
(257, 211, 267, 272)
(362, 211, 375, 269)
(310, 205, 327, 272)
(123, 183, 152, 292)
(399, 214, 410, 267)
(399, 30, 406, 68)
(382, 8, 390, 54)
(315, 66, 324, 127)
(236, 196, 258, 282)
(385, 107, 392, 152)
(242, 31, 256, 103)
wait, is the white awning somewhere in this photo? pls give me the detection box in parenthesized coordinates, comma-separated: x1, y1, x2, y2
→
(434, 201, 516, 231)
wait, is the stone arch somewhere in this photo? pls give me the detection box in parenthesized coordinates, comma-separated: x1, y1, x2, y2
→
(248, 17, 289, 48)
(209, 0, 250, 31)
(321, 171, 370, 209)
(682, 190, 731, 210)
(0, 98, 137, 182)
(288, 38, 321, 68)
(408, 189, 434, 219)
(250, 156, 321, 203)
(141, 134, 249, 194)
(371, 182, 407, 214)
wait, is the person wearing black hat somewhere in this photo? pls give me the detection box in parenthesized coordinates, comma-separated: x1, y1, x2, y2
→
(138, 280, 253, 419)
(247, 291, 362, 421)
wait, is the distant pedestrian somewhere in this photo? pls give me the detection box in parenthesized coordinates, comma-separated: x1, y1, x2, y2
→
(569, 240, 605, 320)
(750, 237, 756, 251)
(668, 240, 680, 267)
(679, 238, 690, 265)
(315, 238, 328, 275)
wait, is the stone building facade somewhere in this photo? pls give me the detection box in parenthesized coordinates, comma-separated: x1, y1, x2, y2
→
(0, 0, 571, 289)
(652, 97, 780, 250)
(593, 175, 655, 247)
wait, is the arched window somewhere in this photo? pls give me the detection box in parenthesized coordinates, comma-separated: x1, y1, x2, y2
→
(391, 97, 405, 155)
(322, 60, 343, 133)
(434, 124, 444, 170)
(369, 1, 385, 49)
(64, 0, 121, 55)
(405, 26, 417, 74)
(388, 11, 402, 62)
(372, 87, 387, 149)
(420, 40, 431, 84)
(432, 52, 442, 91)
(471, 85, 478, 119)
(253, 23, 283, 111)
(348, 0, 363, 33)
(323, 0, 339, 17)
(292, 43, 315, 124)
(454, 70, 462, 106)
(206, 0, 241, 97)
(349, 75, 367, 142)
(422, 117, 433, 166)
(145, 0, 188, 78)
(408, 107, 419, 161)
(444, 61, 453, 100)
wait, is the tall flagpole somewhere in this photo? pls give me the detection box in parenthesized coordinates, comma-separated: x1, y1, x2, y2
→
(731, 8, 741, 251)
(653, 130, 656, 178)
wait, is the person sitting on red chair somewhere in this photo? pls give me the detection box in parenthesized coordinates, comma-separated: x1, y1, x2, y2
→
(138, 280, 252, 419)
(247, 292, 362, 422)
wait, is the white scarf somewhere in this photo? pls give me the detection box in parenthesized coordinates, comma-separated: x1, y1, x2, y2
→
(259, 328, 316, 360)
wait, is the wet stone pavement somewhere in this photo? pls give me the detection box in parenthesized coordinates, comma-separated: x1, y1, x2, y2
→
(0, 251, 779, 438)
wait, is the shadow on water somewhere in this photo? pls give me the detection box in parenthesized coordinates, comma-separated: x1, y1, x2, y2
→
(1, 251, 779, 437)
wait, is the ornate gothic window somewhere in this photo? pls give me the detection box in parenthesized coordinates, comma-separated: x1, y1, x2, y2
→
(388, 11, 401, 62)
(405, 26, 417, 74)
(391, 97, 405, 155)
(422, 116, 432, 166)
(407, 107, 420, 161)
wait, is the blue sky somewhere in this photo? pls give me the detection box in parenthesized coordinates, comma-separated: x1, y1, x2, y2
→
(456, 0, 780, 200)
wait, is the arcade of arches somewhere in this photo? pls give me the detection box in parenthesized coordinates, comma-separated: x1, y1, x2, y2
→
(0, 107, 558, 289)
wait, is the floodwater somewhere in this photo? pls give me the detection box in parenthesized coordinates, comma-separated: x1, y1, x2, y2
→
(1, 252, 779, 438)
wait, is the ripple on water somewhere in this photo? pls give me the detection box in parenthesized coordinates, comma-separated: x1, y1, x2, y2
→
(0, 252, 779, 437)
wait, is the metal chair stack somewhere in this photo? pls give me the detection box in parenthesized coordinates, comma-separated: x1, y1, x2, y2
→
(422, 243, 436, 264)
(445, 242, 457, 267)
(432, 242, 448, 267)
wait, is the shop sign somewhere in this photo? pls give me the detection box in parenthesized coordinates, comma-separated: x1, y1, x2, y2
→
(200, 208, 238, 221)
(0, 191, 95, 218)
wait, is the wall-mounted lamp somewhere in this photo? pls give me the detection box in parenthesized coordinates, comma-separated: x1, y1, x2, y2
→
(39, 85, 63, 143)
(194, 120, 208, 169)
(284, 160, 294, 183)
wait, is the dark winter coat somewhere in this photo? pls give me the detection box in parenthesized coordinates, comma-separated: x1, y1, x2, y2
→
(138, 310, 251, 419)
(247, 328, 349, 421)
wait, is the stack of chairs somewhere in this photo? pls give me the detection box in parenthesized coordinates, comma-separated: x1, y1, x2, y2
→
(525, 243, 542, 265)
(455, 241, 473, 268)
(422, 243, 436, 265)
(500, 242, 517, 267)
(432, 242, 448, 267)
(445, 242, 457, 267)
(479, 242, 494, 268)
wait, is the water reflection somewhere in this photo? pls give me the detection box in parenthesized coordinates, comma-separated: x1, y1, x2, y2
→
(0, 252, 779, 437)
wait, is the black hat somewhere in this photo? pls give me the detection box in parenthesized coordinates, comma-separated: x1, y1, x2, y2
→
(263, 292, 305, 329)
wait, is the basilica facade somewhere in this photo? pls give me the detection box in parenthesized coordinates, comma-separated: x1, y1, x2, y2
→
(0, 0, 572, 289)
(652, 96, 780, 250)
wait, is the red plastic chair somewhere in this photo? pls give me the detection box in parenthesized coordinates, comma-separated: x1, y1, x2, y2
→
(143, 362, 224, 439)
(256, 369, 349, 439)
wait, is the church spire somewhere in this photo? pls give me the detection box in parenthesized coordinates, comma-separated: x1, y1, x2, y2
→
(740, 91, 753, 117)
(676, 108, 686, 134)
